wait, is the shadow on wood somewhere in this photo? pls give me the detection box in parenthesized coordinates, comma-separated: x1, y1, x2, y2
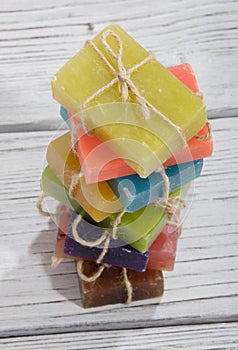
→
(30, 218, 83, 308)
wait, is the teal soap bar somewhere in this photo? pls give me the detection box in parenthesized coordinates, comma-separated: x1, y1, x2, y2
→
(60, 105, 69, 125)
(108, 159, 203, 212)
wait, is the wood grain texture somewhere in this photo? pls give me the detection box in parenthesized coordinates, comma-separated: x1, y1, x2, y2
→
(1, 323, 238, 349)
(0, 0, 238, 131)
(0, 0, 238, 347)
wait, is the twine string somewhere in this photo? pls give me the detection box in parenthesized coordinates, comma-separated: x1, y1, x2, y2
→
(38, 29, 195, 304)
(72, 207, 125, 264)
(73, 207, 133, 303)
(68, 172, 83, 199)
(37, 192, 58, 217)
(77, 260, 107, 282)
(37, 192, 71, 217)
(72, 214, 109, 248)
(72, 29, 186, 147)
(76, 260, 133, 304)
(195, 121, 211, 140)
(51, 256, 63, 267)
(122, 267, 133, 304)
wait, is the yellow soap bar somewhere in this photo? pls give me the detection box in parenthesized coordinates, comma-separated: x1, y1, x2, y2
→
(52, 24, 207, 177)
(46, 132, 122, 222)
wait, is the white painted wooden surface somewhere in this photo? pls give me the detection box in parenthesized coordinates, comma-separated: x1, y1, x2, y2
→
(0, 0, 238, 348)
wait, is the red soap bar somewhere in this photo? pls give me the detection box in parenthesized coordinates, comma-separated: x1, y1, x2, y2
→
(168, 63, 200, 93)
(54, 209, 76, 260)
(70, 63, 212, 184)
(147, 223, 180, 271)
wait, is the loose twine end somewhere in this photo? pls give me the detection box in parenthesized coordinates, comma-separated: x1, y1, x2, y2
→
(37, 192, 70, 217)
(122, 267, 133, 304)
(36, 192, 57, 217)
(51, 256, 63, 267)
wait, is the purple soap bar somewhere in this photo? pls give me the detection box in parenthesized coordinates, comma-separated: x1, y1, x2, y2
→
(65, 211, 149, 272)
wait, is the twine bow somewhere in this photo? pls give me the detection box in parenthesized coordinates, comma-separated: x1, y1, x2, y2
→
(73, 29, 186, 147)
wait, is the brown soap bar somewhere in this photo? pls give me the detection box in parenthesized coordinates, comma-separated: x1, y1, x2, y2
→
(78, 261, 164, 308)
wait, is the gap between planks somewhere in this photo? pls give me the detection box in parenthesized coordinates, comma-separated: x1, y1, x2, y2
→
(1, 322, 238, 350)
(0, 109, 237, 134)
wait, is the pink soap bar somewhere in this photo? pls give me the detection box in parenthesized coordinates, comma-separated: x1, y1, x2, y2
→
(147, 223, 180, 271)
(70, 63, 206, 184)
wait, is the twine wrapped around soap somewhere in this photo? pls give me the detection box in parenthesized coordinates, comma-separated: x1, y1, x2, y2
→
(71, 29, 187, 147)
(76, 260, 133, 304)
(69, 29, 188, 222)
(71, 209, 126, 265)
(38, 29, 191, 305)
(195, 121, 211, 140)
(37, 193, 70, 217)
(72, 207, 132, 304)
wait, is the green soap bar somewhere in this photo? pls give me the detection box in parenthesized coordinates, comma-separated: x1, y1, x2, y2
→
(99, 185, 189, 252)
(40, 166, 92, 221)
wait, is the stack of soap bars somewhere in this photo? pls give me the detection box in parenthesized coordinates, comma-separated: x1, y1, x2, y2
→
(38, 24, 213, 308)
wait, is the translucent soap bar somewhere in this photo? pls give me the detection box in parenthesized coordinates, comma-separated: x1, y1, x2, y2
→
(147, 223, 180, 271)
(46, 132, 122, 222)
(41, 166, 79, 212)
(108, 159, 203, 212)
(164, 123, 212, 167)
(78, 260, 164, 308)
(65, 63, 210, 184)
(66, 186, 187, 253)
(70, 206, 166, 253)
(69, 114, 135, 184)
(52, 24, 207, 177)
(41, 166, 94, 221)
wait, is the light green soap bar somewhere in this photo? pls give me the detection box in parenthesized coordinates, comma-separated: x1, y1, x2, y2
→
(100, 185, 189, 253)
(40, 166, 90, 220)
(52, 23, 207, 177)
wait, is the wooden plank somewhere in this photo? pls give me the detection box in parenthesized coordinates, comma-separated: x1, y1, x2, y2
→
(1, 323, 238, 349)
(0, 0, 238, 130)
(0, 117, 238, 337)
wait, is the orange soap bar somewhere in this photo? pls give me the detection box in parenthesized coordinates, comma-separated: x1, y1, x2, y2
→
(164, 122, 212, 166)
(70, 63, 212, 184)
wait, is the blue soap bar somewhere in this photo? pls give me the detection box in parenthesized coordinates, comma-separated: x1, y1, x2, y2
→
(65, 212, 149, 272)
(60, 105, 69, 125)
(108, 159, 203, 212)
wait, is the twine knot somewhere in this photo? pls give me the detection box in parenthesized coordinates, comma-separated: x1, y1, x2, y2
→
(117, 69, 130, 101)
(76, 28, 186, 147)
